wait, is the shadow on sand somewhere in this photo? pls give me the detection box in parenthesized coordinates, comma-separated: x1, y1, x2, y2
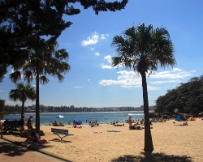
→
(0, 141, 27, 157)
(0, 139, 73, 162)
(111, 152, 192, 162)
(49, 138, 72, 143)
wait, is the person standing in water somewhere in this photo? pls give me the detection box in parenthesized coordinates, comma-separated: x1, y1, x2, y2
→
(128, 116, 133, 126)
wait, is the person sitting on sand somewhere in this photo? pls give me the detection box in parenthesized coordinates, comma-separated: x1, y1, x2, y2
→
(73, 124, 82, 128)
(174, 121, 188, 126)
(22, 129, 40, 145)
(53, 120, 59, 126)
(89, 121, 98, 127)
(129, 120, 152, 130)
(179, 122, 188, 126)
(140, 120, 144, 124)
(131, 125, 142, 130)
(59, 122, 65, 126)
(27, 116, 33, 129)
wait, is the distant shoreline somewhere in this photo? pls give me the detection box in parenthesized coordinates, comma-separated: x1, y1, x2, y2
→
(7, 110, 153, 115)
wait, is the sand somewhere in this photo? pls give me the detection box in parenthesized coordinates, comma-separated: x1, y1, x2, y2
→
(2, 118, 203, 162)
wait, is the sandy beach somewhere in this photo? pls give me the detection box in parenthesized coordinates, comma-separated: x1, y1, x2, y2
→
(2, 118, 203, 162)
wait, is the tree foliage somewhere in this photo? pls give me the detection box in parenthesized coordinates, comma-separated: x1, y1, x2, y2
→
(1, 0, 128, 134)
(0, 0, 128, 80)
(111, 23, 175, 151)
(155, 75, 203, 114)
(9, 83, 36, 118)
(10, 40, 71, 133)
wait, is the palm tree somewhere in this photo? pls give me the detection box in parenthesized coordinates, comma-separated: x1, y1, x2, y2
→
(9, 83, 36, 118)
(111, 23, 176, 151)
(9, 39, 70, 134)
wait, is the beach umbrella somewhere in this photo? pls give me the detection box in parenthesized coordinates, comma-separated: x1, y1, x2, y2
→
(55, 115, 64, 119)
(73, 120, 82, 125)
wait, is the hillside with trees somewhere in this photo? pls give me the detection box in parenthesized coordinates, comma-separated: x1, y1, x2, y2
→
(154, 75, 203, 115)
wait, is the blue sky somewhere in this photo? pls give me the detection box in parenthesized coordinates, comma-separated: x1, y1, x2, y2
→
(1, 0, 203, 108)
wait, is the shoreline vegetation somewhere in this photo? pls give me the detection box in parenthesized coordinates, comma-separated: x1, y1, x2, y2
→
(1, 118, 203, 161)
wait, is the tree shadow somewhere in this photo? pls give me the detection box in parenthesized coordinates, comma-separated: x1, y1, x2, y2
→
(0, 140, 73, 162)
(49, 138, 72, 143)
(5, 141, 52, 152)
(0, 141, 27, 157)
(111, 152, 192, 162)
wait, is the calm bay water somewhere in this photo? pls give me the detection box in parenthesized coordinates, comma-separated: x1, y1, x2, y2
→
(3, 111, 145, 125)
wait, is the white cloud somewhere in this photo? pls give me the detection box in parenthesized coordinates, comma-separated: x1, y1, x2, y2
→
(101, 64, 113, 69)
(74, 86, 83, 89)
(99, 68, 195, 90)
(100, 34, 109, 39)
(90, 47, 95, 50)
(81, 32, 109, 47)
(150, 80, 181, 84)
(104, 55, 112, 64)
(11, 68, 15, 73)
(101, 55, 122, 69)
(150, 68, 195, 79)
(95, 52, 100, 56)
(172, 68, 182, 72)
(100, 55, 114, 69)
(99, 71, 141, 88)
(147, 85, 161, 90)
(81, 32, 99, 46)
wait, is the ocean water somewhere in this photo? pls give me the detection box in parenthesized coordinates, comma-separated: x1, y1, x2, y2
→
(2, 111, 145, 125)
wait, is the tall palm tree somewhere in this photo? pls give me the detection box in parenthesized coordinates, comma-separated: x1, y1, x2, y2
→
(9, 83, 36, 118)
(9, 39, 70, 134)
(111, 23, 176, 151)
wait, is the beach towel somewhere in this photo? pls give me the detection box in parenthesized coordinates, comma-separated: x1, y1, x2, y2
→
(91, 131, 103, 134)
(107, 130, 121, 132)
(38, 139, 48, 144)
(30, 139, 48, 145)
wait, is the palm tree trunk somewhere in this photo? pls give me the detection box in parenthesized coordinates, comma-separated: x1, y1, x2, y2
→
(21, 101, 25, 118)
(141, 71, 154, 151)
(35, 67, 40, 134)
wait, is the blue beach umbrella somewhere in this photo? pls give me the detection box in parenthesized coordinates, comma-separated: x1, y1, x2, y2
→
(55, 115, 64, 119)
(73, 120, 82, 125)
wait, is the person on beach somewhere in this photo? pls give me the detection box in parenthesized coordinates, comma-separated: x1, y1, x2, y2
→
(176, 121, 188, 126)
(27, 116, 33, 129)
(127, 116, 133, 126)
(22, 129, 40, 145)
(0, 119, 3, 138)
(53, 120, 59, 126)
(73, 124, 82, 128)
(128, 116, 137, 129)
(19, 116, 25, 136)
